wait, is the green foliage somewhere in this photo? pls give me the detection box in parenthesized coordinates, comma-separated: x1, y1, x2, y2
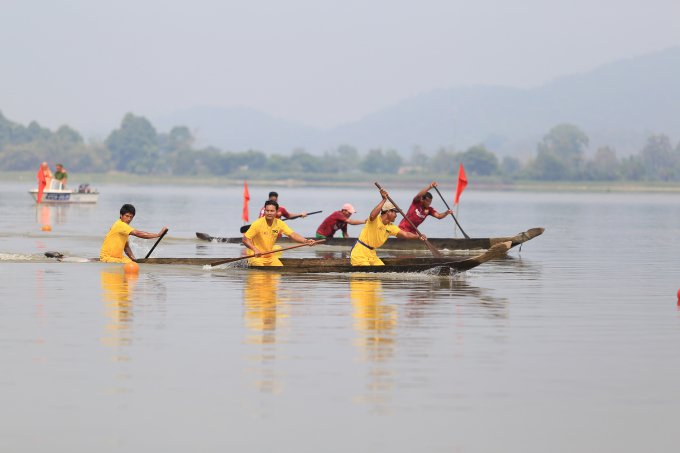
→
(458, 145, 499, 175)
(106, 113, 159, 173)
(428, 148, 459, 174)
(531, 124, 589, 180)
(3, 112, 680, 186)
(640, 134, 680, 181)
(360, 148, 403, 174)
(502, 156, 521, 176)
(584, 146, 619, 180)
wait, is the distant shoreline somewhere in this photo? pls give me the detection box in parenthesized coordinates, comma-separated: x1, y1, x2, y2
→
(3, 171, 680, 192)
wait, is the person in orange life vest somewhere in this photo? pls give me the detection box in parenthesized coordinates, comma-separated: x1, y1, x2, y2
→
(316, 204, 366, 238)
(100, 204, 168, 263)
(259, 191, 307, 237)
(398, 182, 452, 234)
(244, 200, 316, 266)
(40, 162, 53, 187)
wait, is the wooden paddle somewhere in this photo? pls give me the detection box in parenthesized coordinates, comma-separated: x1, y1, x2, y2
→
(239, 211, 322, 233)
(210, 239, 325, 267)
(143, 228, 168, 259)
(432, 186, 470, 239)
(374, 183, 444, 258)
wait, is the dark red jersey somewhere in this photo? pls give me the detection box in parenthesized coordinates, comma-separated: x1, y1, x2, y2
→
(398, 197, 438, 233)
(316, 210, 349, 237)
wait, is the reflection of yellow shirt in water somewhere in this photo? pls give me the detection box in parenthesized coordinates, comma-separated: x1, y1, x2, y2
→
(244, 273, 281, 334)
(244, 217, 293, 266)
(350, 277, 397, 361)
(350, 215, 402, 266)
(100, 219, 135, 263)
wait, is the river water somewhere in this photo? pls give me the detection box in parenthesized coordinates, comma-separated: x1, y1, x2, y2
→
(1, 181, 679, 452)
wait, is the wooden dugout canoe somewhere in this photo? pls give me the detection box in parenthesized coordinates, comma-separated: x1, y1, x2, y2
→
(135, 241, 512, 275)
(196, 227, 544, 251)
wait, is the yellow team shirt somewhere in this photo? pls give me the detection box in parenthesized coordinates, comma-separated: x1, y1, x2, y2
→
(100, 219, 135, 263)
(350, 215, 402, 266)
(244, 217, 294, 266)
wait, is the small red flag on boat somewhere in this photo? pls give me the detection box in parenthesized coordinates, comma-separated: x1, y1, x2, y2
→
(242, 181, 250, 223)
(36, 167, 47, 204)
(454, 163, 467, 205)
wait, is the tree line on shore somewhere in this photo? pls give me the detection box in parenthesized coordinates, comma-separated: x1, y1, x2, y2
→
(1, 110, 679, 181)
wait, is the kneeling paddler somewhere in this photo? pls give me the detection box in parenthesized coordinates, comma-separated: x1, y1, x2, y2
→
(350, 188, 426, 266)
(100, 204, 168, 263)
(243, 200, 316, 266)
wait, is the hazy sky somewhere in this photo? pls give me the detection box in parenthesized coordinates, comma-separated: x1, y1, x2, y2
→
(1, 0, 679, 135)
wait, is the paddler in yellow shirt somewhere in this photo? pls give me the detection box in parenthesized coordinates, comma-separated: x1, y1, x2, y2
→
(243, 200, 316, 266)
(100, 204, 168, 263)
(351, 188, 427, 266)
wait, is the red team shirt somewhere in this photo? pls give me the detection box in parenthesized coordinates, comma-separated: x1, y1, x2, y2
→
(259, 206, 292, 237)
(398, 196, 438, 233)
(316, 211, 350, 237)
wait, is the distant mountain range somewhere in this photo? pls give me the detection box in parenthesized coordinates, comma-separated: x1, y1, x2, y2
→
(155, 47, 680, 158)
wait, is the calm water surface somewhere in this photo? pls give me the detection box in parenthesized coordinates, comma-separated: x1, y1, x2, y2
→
(1, 181, 679, 452)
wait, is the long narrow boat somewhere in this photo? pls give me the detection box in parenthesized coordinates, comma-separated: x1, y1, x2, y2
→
(134, 241, 512, 275)
(196, 227, 544, 251)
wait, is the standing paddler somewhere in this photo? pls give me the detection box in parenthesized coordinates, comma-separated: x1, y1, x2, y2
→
(398, 182, 452, 234)
(350, 188, 427, 266)
(100, 204, 168, 263)
(243, 200, 316, 266)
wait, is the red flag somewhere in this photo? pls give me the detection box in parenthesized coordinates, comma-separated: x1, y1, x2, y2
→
(36, 167, 47, 204)
(454, 163, 467, 205)
(242, 181, 250, 222)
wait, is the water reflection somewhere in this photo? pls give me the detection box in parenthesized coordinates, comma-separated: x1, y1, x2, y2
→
(350, 276, 398, 413)
(37, 203, 97, 226)
(243, 272, 288, 394)
(100, 270, 136, 360)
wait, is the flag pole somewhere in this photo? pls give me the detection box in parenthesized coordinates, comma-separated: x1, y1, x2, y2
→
(455, 203, 459, 238)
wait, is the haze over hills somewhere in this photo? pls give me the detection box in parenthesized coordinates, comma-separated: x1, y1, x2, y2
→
(155, 47, 680, 158)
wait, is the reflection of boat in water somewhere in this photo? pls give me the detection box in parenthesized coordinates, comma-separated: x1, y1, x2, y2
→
(29, 180, 99, 203)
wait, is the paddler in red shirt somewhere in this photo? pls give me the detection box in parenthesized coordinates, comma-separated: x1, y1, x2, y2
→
(398, 182, 452, 234)
(259, 191, 307, 237)
(316, 204, 366, 239)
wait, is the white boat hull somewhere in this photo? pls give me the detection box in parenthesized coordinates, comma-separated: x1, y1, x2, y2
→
(29, 181, 99, 204)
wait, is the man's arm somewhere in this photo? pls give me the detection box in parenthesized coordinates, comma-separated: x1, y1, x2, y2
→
(369, 189, 388, 221)
(289, 232, 316, 246)
(130, 226, 168, 239)
(396, 230, 427, 241)
(346, 218, 366, 225)
(434, 209, 453, 219)
(414, 181, 438, 202)
(242, 236, 262, 257)
(124, 241, 135, 260)
(285, 211, 307, 219)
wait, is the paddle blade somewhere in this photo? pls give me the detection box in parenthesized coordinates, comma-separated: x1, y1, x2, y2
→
(425, 240, 444, 258)
(240, 224, 250, 233)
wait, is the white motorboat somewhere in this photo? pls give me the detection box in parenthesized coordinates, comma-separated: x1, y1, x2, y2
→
(29, 180, 99, 204)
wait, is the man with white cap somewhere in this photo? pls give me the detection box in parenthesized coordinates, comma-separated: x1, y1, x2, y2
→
(316, 204, 366, 239)
(350, 188, 426, 266)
